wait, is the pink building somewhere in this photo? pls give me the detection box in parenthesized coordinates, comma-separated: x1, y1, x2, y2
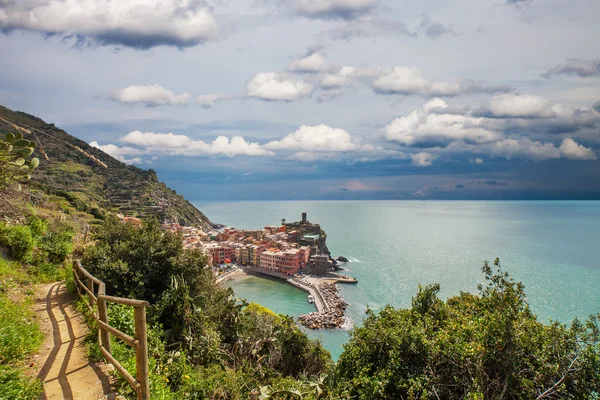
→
(259, 247, 309, 276)
(203, 243, 234, 265)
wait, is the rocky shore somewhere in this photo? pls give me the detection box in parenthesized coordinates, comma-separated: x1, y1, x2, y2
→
(298, 282, 348, 329)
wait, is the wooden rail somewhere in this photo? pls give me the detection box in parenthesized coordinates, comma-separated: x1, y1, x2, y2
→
(72, 260, 150, 400)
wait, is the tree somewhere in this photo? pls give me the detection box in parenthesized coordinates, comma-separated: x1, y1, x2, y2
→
(337, 259, 600, 399)
(0, 132, 40, 190)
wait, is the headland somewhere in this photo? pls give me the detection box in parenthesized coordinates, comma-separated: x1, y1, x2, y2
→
(163, 212, 357, 329)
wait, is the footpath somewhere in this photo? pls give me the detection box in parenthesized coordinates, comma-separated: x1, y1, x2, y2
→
(31, 282, 116, 400)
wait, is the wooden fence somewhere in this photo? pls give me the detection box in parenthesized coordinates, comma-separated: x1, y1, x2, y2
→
(72, 260, 150, 400)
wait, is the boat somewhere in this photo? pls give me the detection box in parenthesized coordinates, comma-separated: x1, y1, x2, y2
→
(308, 295, 315, 303)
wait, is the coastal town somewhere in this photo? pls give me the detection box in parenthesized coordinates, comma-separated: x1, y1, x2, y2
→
(157, 212, 357, 329)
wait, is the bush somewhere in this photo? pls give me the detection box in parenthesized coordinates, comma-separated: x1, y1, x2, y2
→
(0, 224, 34, 262)
(336, 259, 600, 399)
(39, 228, 74, 264)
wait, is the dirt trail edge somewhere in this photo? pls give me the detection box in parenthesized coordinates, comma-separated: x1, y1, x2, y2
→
(32, 282, 117, 400)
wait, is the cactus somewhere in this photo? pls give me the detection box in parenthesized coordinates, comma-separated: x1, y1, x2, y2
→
(0, 132, 41, 189)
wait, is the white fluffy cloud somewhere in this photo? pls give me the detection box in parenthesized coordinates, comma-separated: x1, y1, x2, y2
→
(558, 138, 598, 160)
(383, 97, 598, 162)
(292, 0, 378, 19)
(372, 67, 511, 97)
(492, 138, 561, 161)
(0, 0, 218, 49)
(411, 152, 437, 167)
(246, 72, 313, 102)
(111, 85, 190, 106)
(289, 53, 330, 73)
(478, 94, 556, 118)
(89, 141, 143, 164)
(383, 98, 501, 148)
(265, 124, 358, 152)
(120, 131, 273, 157)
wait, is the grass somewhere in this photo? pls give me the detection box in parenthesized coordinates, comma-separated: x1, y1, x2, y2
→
(0, 258, 45, 400)
(0, 250, 68, 400)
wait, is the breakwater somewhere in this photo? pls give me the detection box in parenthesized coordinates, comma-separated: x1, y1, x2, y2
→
(297, 282, 348, 329)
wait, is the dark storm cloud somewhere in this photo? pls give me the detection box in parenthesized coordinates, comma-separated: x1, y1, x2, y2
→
(542, 59, 600, 78)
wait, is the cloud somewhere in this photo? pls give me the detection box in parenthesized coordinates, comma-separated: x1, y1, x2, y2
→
(246, 72, 313, 102)
(323, 180, 376, 192)
(543, 59, 600, 78)
(411, 152, 437, 167)
(483, 180, 508, 186)
(419, 15, 459, 39)
(0, 0, 218, 49)
(383, 97, 600, 162)
(196, 94, 236, 108)
(341, 180, 375, 191)
(491, 138, 561, 160)
(594, 101, 600, 113)
(117, 131, 273, 157)
(325, 18, 414, 40)
(455, 184, 465, 189)
(291, 0, 378, 20)
(372, 67, 511, 97)
(383, 98, 501, 148)
(89, 141, 143, 164)
(265, 124, 358, 152)
(558, 138, 598, 160)
(476, 94, 556, 118)
(111, 85, 190, 106)
(289, 52, 331, 73)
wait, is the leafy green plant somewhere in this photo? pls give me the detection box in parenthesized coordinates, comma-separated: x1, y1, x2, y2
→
(0, 294, 43, 363)
(0, 132, 40, 190)
(0, 224, 34, 262)
(0, 365, 43, 400)
(337, 259, 600, 399)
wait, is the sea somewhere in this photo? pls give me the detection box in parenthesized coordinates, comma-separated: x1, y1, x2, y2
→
(193, 201, 600, 360)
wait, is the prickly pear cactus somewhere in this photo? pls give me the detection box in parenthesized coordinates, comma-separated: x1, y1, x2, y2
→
(0, 132, 40, 189)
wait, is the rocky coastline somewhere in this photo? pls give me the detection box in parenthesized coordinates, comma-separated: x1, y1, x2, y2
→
(298, 282, 348, 329)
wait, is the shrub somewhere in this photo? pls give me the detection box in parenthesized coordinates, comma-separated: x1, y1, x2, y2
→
(337, 259, 600, 399)
(0, 224, 34, 262)
(39, 228, 74, 264)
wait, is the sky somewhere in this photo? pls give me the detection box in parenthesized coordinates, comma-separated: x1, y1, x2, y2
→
(1, 0, 599, 200)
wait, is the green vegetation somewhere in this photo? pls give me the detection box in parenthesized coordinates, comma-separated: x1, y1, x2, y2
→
(80, 217, 332, 399)
(0, 259, 45, 400)
(0, 210, 76, 400)
(0, 105, 213, 228)
(337, 259, 600, 399)
(0, 132, 39, 190)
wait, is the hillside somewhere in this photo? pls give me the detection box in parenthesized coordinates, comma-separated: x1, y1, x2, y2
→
(0, 105, 213, 229)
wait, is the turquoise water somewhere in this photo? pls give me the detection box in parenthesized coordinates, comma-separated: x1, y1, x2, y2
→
(195, 201, 600, 360)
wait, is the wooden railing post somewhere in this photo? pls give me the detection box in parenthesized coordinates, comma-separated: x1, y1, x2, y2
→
(97, 283, 111, 354)
(87, 278, 94, 309)
(73, 261, 82, 296)
(134, 305, 150, 400)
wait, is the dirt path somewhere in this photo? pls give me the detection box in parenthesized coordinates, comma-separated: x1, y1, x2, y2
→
(31, 282, 117, 400)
